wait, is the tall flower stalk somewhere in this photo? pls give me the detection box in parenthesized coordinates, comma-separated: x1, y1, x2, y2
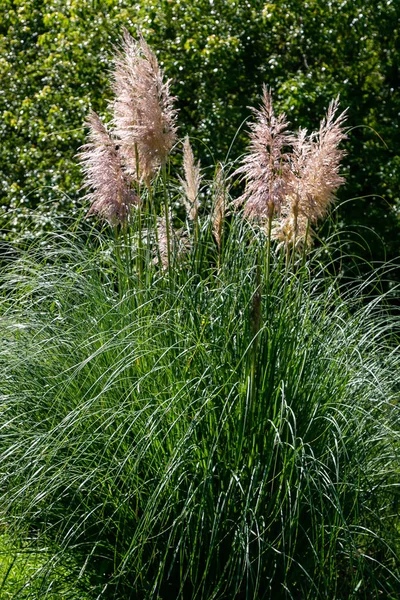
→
(180, 135, 202, 249)
(233, 86, 293, 288)
(212, 163, 228, 268)
(181, 136, 201, 221)
(234, 86, 293, 224)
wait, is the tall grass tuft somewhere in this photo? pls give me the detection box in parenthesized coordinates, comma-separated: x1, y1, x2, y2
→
(1, 216, 400, 599)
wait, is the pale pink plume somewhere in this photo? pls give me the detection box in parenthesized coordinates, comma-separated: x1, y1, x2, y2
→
(273, 98, 347, 247)
(302, 97, 347, 223)
(78, 111, 139, 225)
(112, 30, 178, 183)
(234, 86, 293, 221)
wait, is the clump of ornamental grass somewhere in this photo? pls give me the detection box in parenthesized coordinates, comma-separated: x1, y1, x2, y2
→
(1, 30, 399, 600)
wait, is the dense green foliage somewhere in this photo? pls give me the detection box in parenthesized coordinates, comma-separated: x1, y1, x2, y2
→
(1, 0, 399, 259)
(1, 201, 400, 598)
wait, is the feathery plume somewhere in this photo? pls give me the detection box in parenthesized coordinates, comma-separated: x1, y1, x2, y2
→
(272, 127, 314, 247)
(233, 86, 293, 222)
(112, 30, 178, 183)
(212, 163, 228, 249)
(272, 98, 347, 247)
(78, 111, 139, 225)
(301, 97, 347, 223)
(271, 211, 311, 250)
(180, 136, 201, 221)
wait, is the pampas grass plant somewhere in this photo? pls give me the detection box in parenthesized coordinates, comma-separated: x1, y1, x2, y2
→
(1, 31, 399, 600)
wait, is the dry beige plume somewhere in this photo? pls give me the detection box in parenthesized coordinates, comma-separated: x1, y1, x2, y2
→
(78, 111, 139, 225)
(112, 30, 178, 184)
(301, 97, 347, 223)
(180, 135, 202, 221)
(273, 97, 347, 248)
(155, 212, 190, 270)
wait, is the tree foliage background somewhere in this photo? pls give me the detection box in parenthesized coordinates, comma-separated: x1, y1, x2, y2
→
(1, 0, 399, 261)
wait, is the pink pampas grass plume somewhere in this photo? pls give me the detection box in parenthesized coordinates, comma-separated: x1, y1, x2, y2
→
(233, 86, 293, 222)
(112, 30, 178, 184)
(300, 97, 347, 223)
(78, 111, 139, 225)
